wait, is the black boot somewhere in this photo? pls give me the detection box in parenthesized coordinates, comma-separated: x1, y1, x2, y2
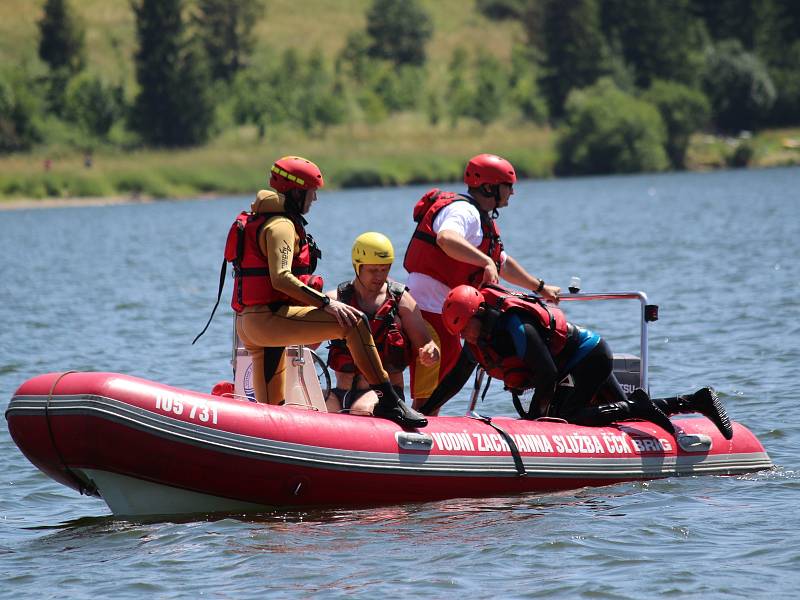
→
(624, 389, 676, 435)
(371, 382, 428, 428)
(654, 387, 733, 440)
(572, 390, 674, 435)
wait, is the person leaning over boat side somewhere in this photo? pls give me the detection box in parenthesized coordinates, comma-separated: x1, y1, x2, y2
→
(404, 153, 561, 415)
(234, 156, 427, 428)
(419, 285, 734, 439)
(325, 232, 440, 414)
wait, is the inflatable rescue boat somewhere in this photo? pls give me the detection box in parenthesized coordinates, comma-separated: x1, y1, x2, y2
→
(5, 292, 772, 516)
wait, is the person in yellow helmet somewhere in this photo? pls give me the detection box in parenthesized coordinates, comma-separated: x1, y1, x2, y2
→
(325, 232, 440, 414)
(232, 158, 428, 428)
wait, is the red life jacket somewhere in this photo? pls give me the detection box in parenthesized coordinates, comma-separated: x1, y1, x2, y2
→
(467, 284, 569, 390)
(225, 211, 321, 312)
(468, 343, 535, 391)
(327, 281, 409, 374)
(403, 188, 504, 288)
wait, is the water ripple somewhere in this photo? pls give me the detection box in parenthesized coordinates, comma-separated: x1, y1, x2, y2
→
(3, 168, 800, 598)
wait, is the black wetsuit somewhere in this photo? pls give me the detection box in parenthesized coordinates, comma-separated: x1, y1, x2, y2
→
(422, 310, 630, 424)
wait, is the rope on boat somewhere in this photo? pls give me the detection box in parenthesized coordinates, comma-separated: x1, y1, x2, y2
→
(46, 371, 92, 495)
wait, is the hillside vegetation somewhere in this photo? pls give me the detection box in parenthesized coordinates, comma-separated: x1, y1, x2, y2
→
(1, 0, 798, 203)
(0, 0, 522, 87)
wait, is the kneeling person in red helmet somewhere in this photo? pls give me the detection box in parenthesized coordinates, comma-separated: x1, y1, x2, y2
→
(419, 285, 733, 439)
(325, 232, 440, 415)
(232, 156, 427, 428)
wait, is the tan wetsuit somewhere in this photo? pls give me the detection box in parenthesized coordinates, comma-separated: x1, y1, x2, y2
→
(236, 191, 389, 404)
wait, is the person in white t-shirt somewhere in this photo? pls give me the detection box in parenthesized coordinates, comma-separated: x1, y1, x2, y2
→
(403, 153, 560, 413)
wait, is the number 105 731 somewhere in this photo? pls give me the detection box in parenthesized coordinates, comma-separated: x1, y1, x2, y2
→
(155, 394, 218, 425)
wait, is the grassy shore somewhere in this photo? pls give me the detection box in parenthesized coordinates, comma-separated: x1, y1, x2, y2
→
(0, 114, 557, 203)
(2, 118, 798, 206)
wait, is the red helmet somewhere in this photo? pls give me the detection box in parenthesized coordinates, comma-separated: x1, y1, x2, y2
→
(442, 285, 483, 335)
(269, 156, 324, 193)
(463, 154, 517, 187)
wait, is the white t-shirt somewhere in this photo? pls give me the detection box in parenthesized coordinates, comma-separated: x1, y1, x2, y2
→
(407, 200, 506, 313)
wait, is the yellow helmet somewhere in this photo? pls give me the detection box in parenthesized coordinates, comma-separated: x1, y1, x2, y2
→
(352, 232, 394, 274)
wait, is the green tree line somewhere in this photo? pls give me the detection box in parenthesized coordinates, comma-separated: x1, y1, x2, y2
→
(1, 0, 799, 176)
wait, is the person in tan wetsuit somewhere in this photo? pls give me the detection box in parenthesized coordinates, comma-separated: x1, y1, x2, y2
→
(235, 156, 428, 428)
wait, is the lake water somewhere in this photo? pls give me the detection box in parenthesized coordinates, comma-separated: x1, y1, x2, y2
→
(2, 166, 799, 598)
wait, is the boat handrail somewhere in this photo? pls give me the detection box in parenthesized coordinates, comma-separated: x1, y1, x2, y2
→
(558, 290, 657, 391)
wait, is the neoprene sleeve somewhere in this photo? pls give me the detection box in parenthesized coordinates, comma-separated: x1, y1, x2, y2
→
(261, 216, 328, 307)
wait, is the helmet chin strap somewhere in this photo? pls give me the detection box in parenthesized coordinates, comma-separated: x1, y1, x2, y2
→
(487, 184, 500, 219)
(476, 184, 500, 218)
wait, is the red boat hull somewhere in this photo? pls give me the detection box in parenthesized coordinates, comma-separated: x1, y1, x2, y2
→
(6, 371, 772, 516)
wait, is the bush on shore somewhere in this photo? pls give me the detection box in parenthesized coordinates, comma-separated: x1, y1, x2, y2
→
(556, 78, 669, 175)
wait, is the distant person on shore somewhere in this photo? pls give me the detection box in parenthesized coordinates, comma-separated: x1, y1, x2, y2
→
(325, 232, 440, 414)
(419, 284, 733, 439)
(227, 156, 427, 428)
(403, 153, 561, 414)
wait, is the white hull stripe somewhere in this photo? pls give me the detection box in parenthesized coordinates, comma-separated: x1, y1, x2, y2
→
(8, 395, 773, 479)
